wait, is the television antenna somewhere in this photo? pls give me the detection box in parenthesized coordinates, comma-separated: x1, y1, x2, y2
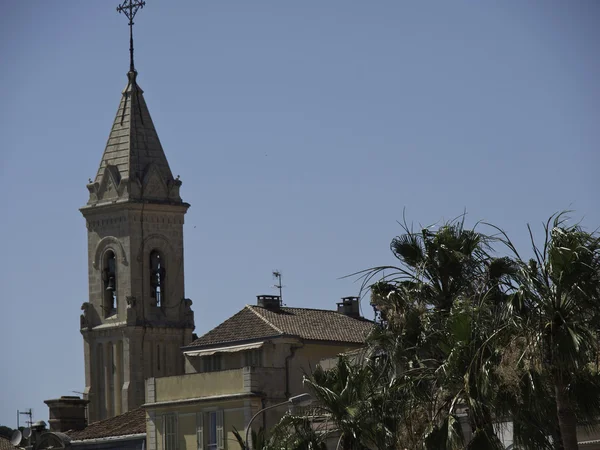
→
(72, 391, 90, 422)
(17, 409, 33, 428)
(272, 271, 284, 304)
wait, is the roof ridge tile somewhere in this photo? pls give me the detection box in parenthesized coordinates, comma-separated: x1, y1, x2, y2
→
(246, 305, 284, 334)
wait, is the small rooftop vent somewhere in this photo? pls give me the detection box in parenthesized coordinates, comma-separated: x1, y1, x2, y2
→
(337, 296, 361, 318)
(257, 295, 281, 311)
(31, 420, 47, 431)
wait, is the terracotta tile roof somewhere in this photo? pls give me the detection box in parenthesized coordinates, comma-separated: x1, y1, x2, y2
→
(67, 408, 145, 441)
(186, 305, 374, 348)
(0, 437, 17, 450)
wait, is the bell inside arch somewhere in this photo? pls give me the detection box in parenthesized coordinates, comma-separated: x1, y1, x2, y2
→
(106, 277, 116, 292)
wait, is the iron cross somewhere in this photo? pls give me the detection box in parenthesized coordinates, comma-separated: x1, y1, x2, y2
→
(117, 0, 146, 72)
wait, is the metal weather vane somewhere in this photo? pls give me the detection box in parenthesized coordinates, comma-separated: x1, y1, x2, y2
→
(117, 0, 146, 73)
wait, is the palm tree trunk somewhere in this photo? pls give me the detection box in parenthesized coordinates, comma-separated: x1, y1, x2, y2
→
(554, 377, 578, 450)
(552, 427, 564, 450)
(550, 394, 565, 450)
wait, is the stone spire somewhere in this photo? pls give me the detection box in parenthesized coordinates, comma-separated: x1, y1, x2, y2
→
(85, 70, 183, 207)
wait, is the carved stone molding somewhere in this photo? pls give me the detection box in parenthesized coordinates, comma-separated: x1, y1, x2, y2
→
(136, 233, 176, 263)
(93, 236, 128, 269)
(142, 164, 168, 199)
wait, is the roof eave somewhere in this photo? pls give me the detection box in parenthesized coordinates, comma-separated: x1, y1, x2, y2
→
(142, 392, 262, 408)
(182, 335, 367, 352)
(181, 334, 285, 351)
(70, 433, 146, 445)
(300, 338, 368, 346)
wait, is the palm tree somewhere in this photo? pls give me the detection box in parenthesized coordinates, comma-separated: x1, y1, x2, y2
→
(362, 218, 518, 449)
(497, 214, 600, 450)
(277, 214, 600, 449)
(302, 355, 379, 449)
(268, 414, 328, 450)
(232, 426, 268, 450)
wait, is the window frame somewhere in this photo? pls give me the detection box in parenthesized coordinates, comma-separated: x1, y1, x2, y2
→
(207, 411, 217, 450)
(202, 410, 224, 450)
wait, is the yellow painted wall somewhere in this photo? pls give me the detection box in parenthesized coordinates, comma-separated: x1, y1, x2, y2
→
(225, 409, 245, 450)
(288, 342, 362, 396)
(178, 413, 196, 450)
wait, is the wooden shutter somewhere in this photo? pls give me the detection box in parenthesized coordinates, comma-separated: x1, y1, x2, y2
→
(163, 414, 177, 450)
(196, 412, 204, 450)
(174, 414, 179, 450)
(216, 410, 224, 450)
(162, 415, 166, 450)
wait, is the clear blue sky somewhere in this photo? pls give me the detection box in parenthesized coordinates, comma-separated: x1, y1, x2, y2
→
(0, 1, 598, 427)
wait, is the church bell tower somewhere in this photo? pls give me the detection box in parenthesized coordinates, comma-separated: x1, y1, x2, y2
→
(79, 1, 194, 422)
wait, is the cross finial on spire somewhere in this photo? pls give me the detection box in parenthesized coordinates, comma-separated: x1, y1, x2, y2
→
(117, 0, 146, 73)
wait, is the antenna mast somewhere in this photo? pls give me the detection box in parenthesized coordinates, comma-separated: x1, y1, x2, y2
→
(17, 409, 33, 428)
(272, 271, 283, 304)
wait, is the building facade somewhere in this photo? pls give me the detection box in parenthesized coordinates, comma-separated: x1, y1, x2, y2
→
(79, 68, 195, 423)
(143, 296, 373, 450)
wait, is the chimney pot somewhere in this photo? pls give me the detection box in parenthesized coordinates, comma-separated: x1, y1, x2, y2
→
(44, 396, 89, 432)
(257, 295, 281, 311)
(337, 296, 361, 318)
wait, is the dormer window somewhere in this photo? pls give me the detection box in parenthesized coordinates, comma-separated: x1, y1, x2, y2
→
(150, 250, 165, 307)
(102, 250, 117, 317)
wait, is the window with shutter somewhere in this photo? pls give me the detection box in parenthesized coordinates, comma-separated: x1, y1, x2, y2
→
(196, 412, 204, 450)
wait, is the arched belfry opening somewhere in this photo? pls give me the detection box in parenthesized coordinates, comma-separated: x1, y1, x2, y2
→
(102, 250, 117, 317)
(150, 250, 165, 307)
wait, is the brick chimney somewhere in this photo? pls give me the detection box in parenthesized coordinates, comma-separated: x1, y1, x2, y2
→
(257, 295, 281, 311)
(44, 396, 89, 432)
(337, 296, 361, 318)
